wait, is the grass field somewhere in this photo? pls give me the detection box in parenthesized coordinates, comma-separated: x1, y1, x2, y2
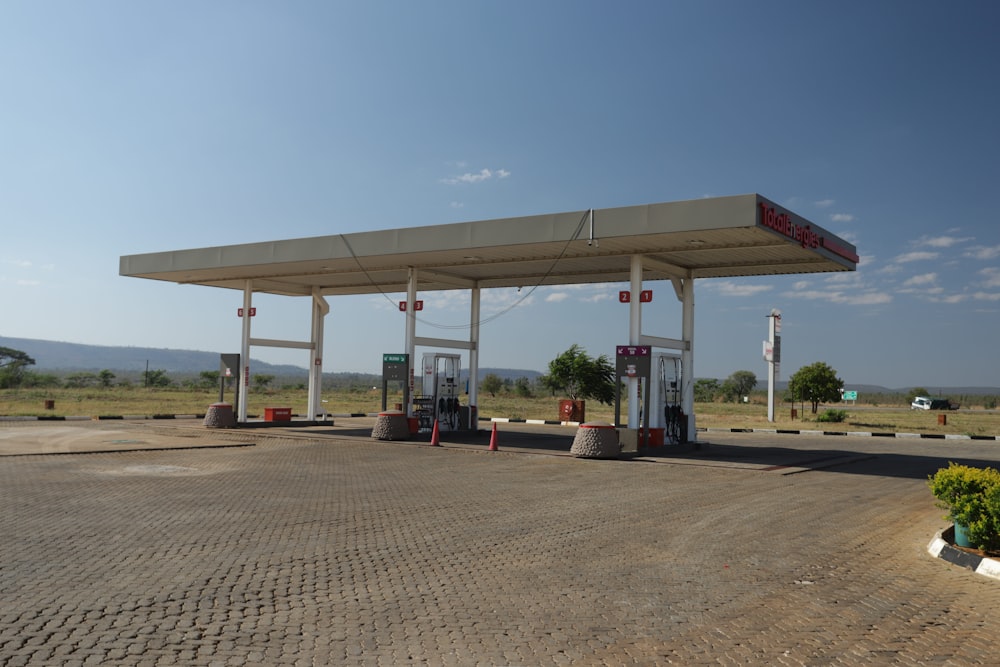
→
(2, 386, 999, 437)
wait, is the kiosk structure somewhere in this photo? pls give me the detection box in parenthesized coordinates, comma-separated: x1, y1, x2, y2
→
(119, 194, 858, 440)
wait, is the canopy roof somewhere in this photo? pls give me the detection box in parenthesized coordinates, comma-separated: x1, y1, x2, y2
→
(120, 193, 857, 296)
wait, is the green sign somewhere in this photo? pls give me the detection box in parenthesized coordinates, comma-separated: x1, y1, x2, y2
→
(843, 390, 858, 401)
(383, 354, 408, 364)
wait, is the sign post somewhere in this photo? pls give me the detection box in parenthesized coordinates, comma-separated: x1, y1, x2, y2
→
(764, 309, 782, 422)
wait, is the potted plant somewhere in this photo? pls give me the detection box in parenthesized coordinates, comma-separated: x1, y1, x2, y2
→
(543, 344, 615, 423)
(928, 463, 1000, 551)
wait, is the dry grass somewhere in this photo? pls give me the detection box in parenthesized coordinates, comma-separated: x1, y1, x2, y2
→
(2, 387, 999, 436)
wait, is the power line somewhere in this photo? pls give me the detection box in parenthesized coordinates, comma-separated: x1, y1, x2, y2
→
(338, 209, 592, 331)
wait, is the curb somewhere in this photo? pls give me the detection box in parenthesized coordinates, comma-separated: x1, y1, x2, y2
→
(480, 416, 579, 427)
(702, 427, 999, 440)
(3, 415, 998, 441)
(927, 527, 1000, 580)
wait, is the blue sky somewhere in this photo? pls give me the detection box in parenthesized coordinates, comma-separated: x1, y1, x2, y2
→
(2, 1, 998, 389)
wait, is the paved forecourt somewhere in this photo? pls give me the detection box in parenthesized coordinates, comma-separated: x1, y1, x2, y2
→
(2, 419, 999, 666)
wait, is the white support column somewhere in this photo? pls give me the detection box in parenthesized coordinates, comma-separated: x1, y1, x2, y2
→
(308, 289, 329, 419)
(405, 267, 418, 417)
(628, 255, 643, 429)
(468, 284, 481, 421)
(681, 275, 696, 440)
(238, 280, 253, 422)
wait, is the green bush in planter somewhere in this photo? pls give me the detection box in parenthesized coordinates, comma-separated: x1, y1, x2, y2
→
(928, 463, 1000, 552)
(969, 484, 1000, 553)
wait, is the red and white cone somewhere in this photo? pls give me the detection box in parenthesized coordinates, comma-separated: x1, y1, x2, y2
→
(430, 419, 441, 446)
(488, 422, 498, 451)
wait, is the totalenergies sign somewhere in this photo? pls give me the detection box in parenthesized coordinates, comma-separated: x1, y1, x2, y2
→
(757, 201, 859, 264)
(758, 202, 819, 249)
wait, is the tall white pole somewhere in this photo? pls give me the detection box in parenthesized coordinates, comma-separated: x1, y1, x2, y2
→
(628, 255, 643, 428)
(468, 284, 481, 422)
(405, 267, 417, 417)
(766, 309, 781, 422)
(681, 275, 695, 439)
(238, 280, 253, 422)
(309, 289, 329, 419)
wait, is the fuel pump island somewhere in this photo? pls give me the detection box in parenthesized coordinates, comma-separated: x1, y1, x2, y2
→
(381, 352, 474, 434)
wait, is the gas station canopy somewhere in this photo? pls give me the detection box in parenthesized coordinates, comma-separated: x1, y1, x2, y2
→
(119, 194, 857, 296)
(120, 193, 857, 435)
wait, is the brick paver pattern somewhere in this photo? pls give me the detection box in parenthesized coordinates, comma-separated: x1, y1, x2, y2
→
(2, 421, 999, 665)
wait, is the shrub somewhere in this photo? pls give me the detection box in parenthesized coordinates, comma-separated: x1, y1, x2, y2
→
(928, 463, 1000, 552)
(816, 409, 848, 423)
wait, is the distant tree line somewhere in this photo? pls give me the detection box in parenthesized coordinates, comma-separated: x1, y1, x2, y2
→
(3, 344, 999, 410)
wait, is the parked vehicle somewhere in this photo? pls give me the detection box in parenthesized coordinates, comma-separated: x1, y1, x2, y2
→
(911, 396, 960, 410)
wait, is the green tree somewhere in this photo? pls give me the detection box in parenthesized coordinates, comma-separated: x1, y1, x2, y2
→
(909, 387, 930, 402)
(788, 361, 843, 414)
(546, 344, 615, 404)
(0, 346, 36, 388)
(20, 371, 61, 388)
(480, 373, 504, 397)
(253, 373, 275, 390)
(199, 370, 221, 389)
(98, 369, 116, 388)
(65, 372, 99, 388)
(694, 378, 720, 403)
(143, 369, 171, 388)
(513, 376, 533, 398)
(722, 370, 757, 402)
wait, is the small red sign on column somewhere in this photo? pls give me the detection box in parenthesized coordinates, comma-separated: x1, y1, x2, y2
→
(619, 291, 630, 303)
(640, 290, 653, 303)
(237, 307, 257, 317)
(399, 301, 424, 311)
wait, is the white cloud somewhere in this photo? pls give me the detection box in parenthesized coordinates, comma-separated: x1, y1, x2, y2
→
(481, 288, 535, 311)
(825, 272, 862, 285)
(815, 199, 834, 208)
(973, 291, 1000, 302)
(784, 288, 892, 306)
(965, 245, 1000, 260)
(15, 279, 40, 286)
(893, 251, 939, 263)
(830, 213, 855, 223)
(545, 292, 569, 303)
(978, 267, 1000, 288)
(844, 291, 893, 305)
(581, 293, 613, 303)
(440, 167, 510, 185)
(449, 201, 464, 209)
(792, 280, 810, 290)
(927, 293, 969, 304)
(2, 259, 33, 268)
(902, 273, 937, 287)
(709, 281, 773, 297)
(916, 235, 973, 248)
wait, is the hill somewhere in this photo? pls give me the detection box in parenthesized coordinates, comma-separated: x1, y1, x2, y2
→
(0, 336, 543, 382)
(0, 336, 307, 376)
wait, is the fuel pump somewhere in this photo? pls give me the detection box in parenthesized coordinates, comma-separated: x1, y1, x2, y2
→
(414, 353, 463, 431)
(648, 352, 684, 444)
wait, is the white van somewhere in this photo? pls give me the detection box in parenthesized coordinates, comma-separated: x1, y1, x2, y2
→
(911, 396, 932, 410)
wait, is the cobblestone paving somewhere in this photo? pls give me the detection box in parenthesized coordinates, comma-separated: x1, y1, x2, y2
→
(1, 422, 999, 665)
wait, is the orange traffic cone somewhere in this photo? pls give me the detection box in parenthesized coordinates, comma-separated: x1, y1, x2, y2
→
(488, 422, 498, 451)
(430, 419, 441, 446)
